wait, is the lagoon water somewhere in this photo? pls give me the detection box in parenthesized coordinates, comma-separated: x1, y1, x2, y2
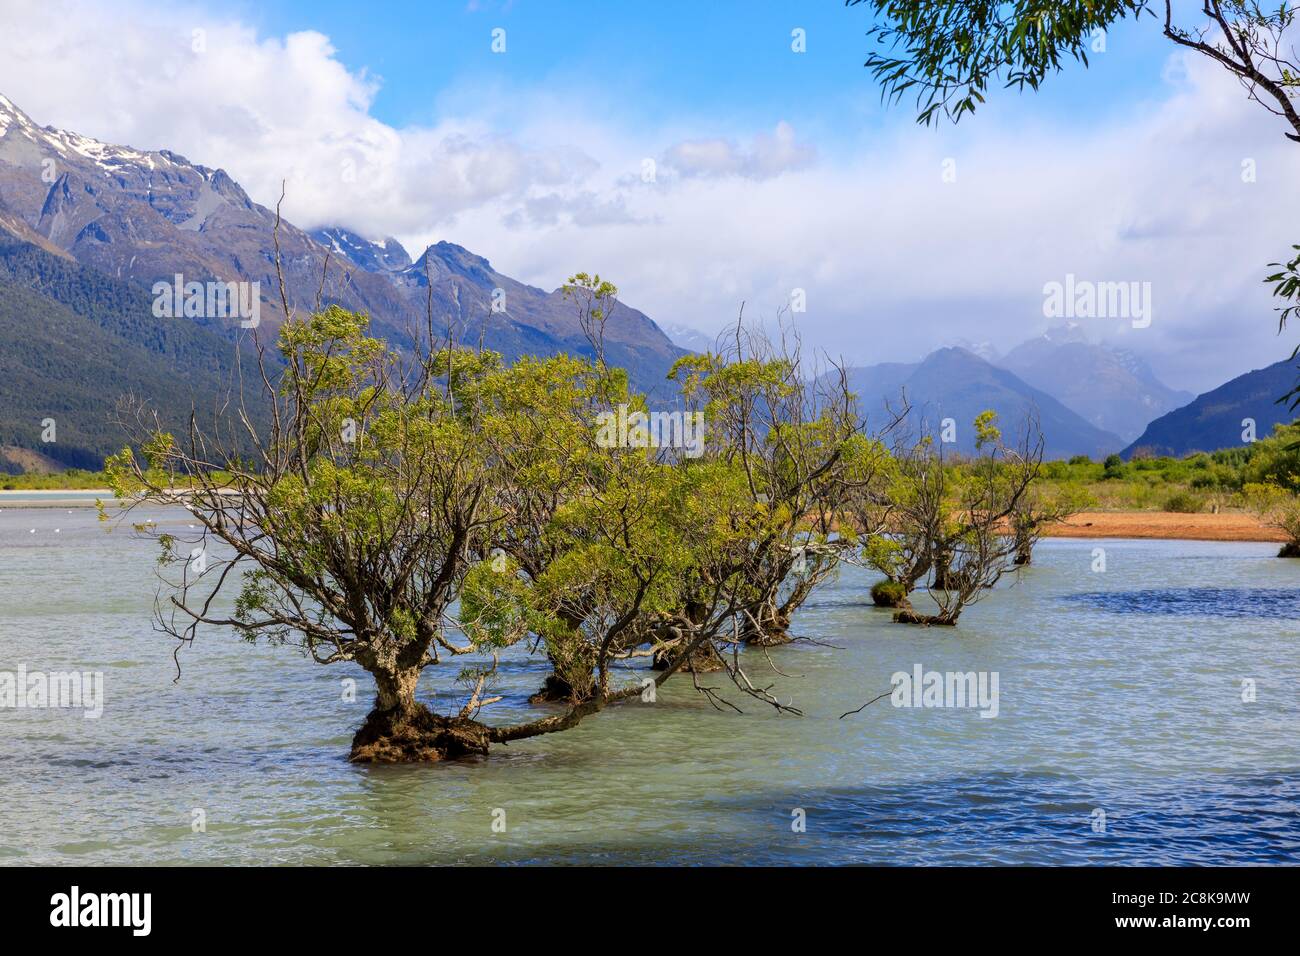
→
(1, 503, 1297, 865)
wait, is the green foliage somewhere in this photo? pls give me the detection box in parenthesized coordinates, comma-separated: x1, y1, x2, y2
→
(851, 0, 1151, 125)
(1162, 490, 1204, 513)
(1244, 481, 1300, 544)
(870, 578, 907, 606)
(0, 468, 106, 490)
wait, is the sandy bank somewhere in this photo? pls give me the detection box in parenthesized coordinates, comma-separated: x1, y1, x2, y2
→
(1043, 511, 1286, 543)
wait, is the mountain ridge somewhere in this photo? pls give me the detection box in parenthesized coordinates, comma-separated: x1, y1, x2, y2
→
(1122, 355, 1297, 458)
(0, 92, 684, 399)
(842, 346, 1125, 460)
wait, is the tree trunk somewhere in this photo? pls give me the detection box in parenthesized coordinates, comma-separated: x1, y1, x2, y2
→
(651, 640, 726, 672)
(529, 609, 596, 704)
(651, 601, 725, 671)
(529, 663, 594, 705)
(892, 608, 958, 626)
(349, 664, 491, 764)
(1013, 526, 1033, 565)
(742, 597, 793, 646)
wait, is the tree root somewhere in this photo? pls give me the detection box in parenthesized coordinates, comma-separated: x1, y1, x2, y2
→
(350, 704, 491, 763)
(891, 609, 957, 626)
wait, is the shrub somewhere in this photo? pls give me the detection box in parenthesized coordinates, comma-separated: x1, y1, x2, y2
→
(870, 579, 907, 607)
(1244, 482, 1300, 556)
(1162, 491, 1204, 513)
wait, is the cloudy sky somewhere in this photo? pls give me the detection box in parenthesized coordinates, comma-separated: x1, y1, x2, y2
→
(0, 0, 1297, 393)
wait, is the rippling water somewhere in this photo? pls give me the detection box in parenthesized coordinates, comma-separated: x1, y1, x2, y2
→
(1, 506, 1297, 865)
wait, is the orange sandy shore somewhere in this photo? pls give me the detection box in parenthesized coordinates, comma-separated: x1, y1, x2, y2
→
(1043, 511, 1286, 543)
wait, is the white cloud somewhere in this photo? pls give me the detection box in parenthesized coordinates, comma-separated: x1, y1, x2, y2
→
(662, 121, 816, 180)
(0, 0, 1297, 393)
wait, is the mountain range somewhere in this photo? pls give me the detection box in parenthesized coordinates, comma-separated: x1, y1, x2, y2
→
(1122, 355, 1297, 458)
(997, 323, 1193, 444)
(841, 347, 1124, 459)
(0, 93, 683, 470)
(0, 91, 1293, 471)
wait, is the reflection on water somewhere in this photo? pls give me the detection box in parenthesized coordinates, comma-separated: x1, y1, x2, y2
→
(1065, 587, 1300, 620)
(1, 511, 1298, 865)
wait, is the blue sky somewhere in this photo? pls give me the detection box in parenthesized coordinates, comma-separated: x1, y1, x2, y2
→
(243, 0, 1175, 139)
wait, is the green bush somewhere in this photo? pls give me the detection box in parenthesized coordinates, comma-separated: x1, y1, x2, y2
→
(870, 579, 907, 607)
(1162, 491, 1204, 513)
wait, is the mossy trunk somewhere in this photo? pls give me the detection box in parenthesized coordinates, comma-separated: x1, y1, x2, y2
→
(529, 609, 596, 704)
(349, 663, 490, 764)
(652, 602, 725, 671)
(651, 641, 727, 672)
(529, 665, 594, 705)
(871, 579, 910, 608)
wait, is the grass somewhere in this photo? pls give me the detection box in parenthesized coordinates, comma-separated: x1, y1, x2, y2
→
(0, 469, 110, 491)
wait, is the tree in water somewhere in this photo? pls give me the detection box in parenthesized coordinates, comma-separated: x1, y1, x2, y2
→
(1009, 480, 1092, 566)
(1237, 421, 1300, 556)
(106, 299, 812, 759)
(667, 318, 873, 647)
(885, 412, 1045, 626)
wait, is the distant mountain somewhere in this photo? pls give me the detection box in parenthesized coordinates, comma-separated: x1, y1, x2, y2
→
(0, 93, 683, 402)
(0, 223, 268, 470)
(658, 322, 717, 354)
(946, 338, 1001, 363)
(843, 346, 1124, 460)
(1122, 355, 1298, 458)
(311, 227, 412, 274)
(997, 323, 1192, 443)
(305, 228, 684, 399)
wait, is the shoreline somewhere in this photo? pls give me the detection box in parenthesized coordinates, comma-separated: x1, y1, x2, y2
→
(1042, 511, 1286, 543)
(1, 493, 1288, 543)
(0, 489, 116, 509)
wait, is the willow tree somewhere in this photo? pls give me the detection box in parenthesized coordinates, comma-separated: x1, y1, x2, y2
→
(667, 321, 870, 647)
(470, 349, 625, 702)
(104, 308, 682, 761)
(875, 412, 1044, 626)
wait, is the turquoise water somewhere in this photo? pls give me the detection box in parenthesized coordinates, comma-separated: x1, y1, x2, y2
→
(1, 505, 1297, 865)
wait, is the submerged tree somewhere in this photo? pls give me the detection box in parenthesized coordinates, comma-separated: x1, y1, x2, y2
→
(1244, 482, 1300, 555)
(104, 307, 728, 761)
(105, 290, 827, 760)
(1009, 480, 1092, 565)
(667, 320, 875, 648)
(870, 412, 1045, 626)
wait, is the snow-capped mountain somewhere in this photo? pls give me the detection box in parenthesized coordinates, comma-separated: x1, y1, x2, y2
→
(0, 93, 683, 396)
(997, 323, 1193, 444)
(658, 321, 719, 353)
(310, 227, 413, 274)
(0, 92, 692, 470)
